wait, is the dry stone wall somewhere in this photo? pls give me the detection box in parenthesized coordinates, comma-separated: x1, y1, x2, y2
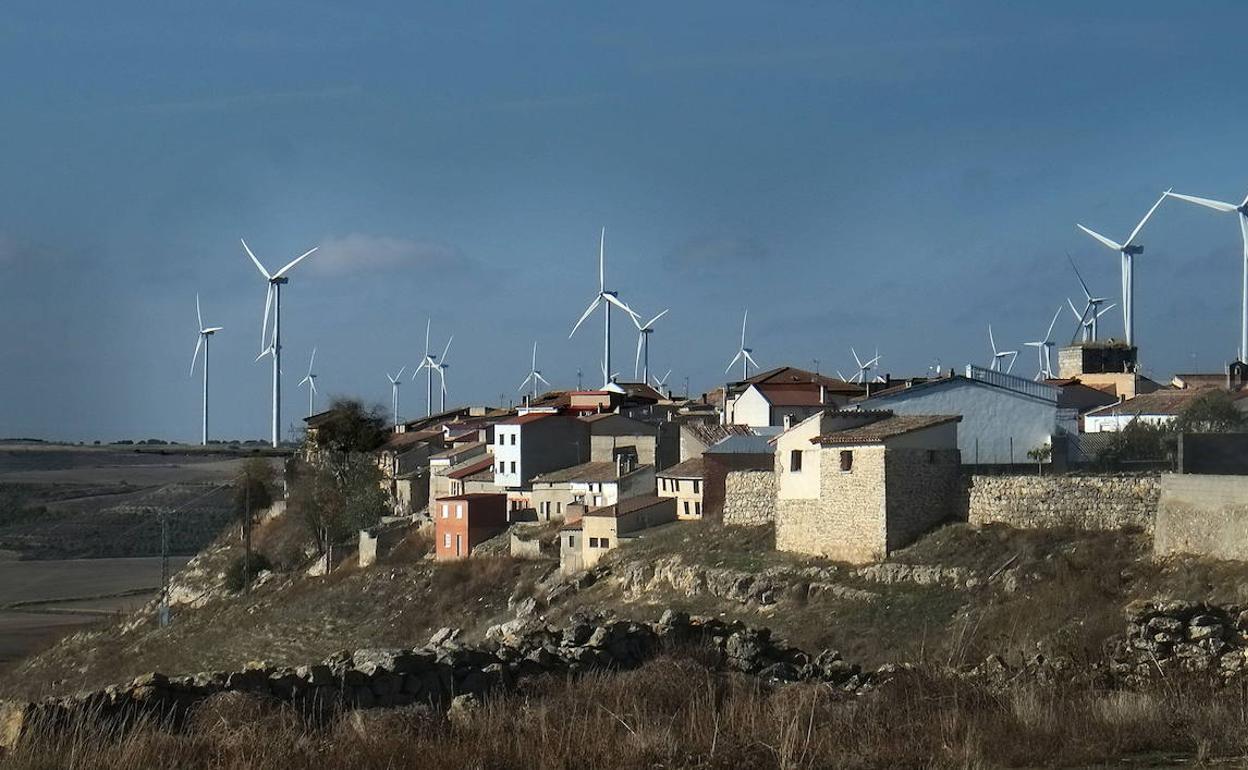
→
(723, 470, 776, 526)
(965, 473, 1159, 532)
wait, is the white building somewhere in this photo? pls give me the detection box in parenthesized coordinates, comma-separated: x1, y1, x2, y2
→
(1083, 391, 1214, 433)
(492, 413, 589, 489)
(856, 365, 1066, 465)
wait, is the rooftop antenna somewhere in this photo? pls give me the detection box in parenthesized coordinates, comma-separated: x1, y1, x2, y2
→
(243, 239, 318, 447)
(1023, 306, 1063, 381)
(725, 309, 759, 380)
(518, 341, 551, 401)
(297, 348, 318, 418)
(1076, 189, 1170, 348)
(386, 366, 407, 428)
(569, 227, 641, 388)
(988, 325, 1018, 374)
(632, 308, 669, 384)
(1165, 188, 1248, 361)
(189, 293, 223, 446)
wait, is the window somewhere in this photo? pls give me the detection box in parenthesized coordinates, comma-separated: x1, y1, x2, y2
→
(441, 505, 449, 519)
(694, 502, 702, 517)
(443, 533, 451, 548)
(790, 450, 803, 472)
(660, 478, 667, 492)
(510, 461, 516, 473)
(692, 479, 701, 494)
(510, 434, 516, 445)
(556, 502, 563, 514)
(568, 536, 575, 547)
(455, 504, 463, 519)
(840, 450, 854, 472)
(498, 462, 504, 473)
(588, 537, 599, 547)
(600, 537, 609, 548)
(683, 501, 690, 517)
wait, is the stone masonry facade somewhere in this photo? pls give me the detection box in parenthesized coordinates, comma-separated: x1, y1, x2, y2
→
(777, 445, 887, 562)
(723, 469, 776, 526)
(884, 448, 962, 552)
(965, 473, 1159, 533)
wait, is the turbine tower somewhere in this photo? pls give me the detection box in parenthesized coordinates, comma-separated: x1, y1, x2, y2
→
(297, 348, 318, 418)
(1165, 188, 1248, 361)
(849, 347, 880, 384)
(243, 239, 318, 447)
(413, 320, 445, 417)
(725, 310, 759, 380)
(632, 308, 669, 384)
(432, 336, 453, 413)
(189, 294, 223, 446)
(1023, 307, 1063, 381)
(518, 341, 551, 402)
(569, 227, 641, 388)
(1076, 190, 1169, 348)
(386, 367, 406, 428)
(988, 326, 1018, 374)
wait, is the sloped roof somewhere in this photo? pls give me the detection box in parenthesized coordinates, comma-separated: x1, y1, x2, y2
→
(706, 433, 775, 455)
(1085, 390, 1197, 418)
(532, 461, 650, 484)
(447, 456, 495, 480)
(584, 494, 672, 518)
(500, 413, 554, 426)
(430, 440, 485, 461)
(681, 422, 754, 448)
(753, 382, 827, 407)
(380, 429, 441, 451)
(656, 457, 705, 479)
(812, 414, 960, 445)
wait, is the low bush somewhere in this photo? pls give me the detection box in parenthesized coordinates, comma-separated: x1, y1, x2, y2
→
(223, 552, 274, 593)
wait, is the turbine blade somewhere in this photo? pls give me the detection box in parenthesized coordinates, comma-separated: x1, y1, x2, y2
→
(851, 347, 863, 369)
(569, 296, 602, 338)
(1045, 305, 1062, 341)
(1066, 252, 1093, 300)
(310, 379, 317, 394)
(741, 310, 748, 347)
(865, 355, 880, 368)
(1166, 191, 1238, 213)
(307, 347, 317, 376)
(635, 332, 644, 378)
(190, 334, 203, 377)
(1098, 303, 1117, 318)
(440, 335, 453, 364)
(518, 373, 534, 392)
(241, 239, 271, 279)
(1125, 189, 1170, 246)
(1067, 298, 1085, 320)
(398, 365, 407, 380)
(424, 319, 431, 356)
(604, 293, 640, 322)
(196, 293, 203, 330)
(299, 375, 312, 386)
(532, 341, 538, 368)
(725, 350, 743, 374)
(255, 348, 271, 363)
(989, 325, 997, 354)
(274, 247, 318, 278)
(744, 350, 759, 368)
(260, 284, 273, 352)
(536, 372, 550, 386)
(645, 309, 669, 328)
(599, 227, 605, 293)
(1077, 224, 1123, 252)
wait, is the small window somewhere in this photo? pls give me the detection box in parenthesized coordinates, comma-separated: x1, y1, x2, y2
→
(441, 505, 449, 519)
(790, 450, 803, 472)
(556, 502, 563, 513)
(683, 501, 690, 517)
(510, 434, 516, 445)
(568, 536, 575, 547)
(660, 478, 666, 491)
(588, 537, 599, 547)
(840, 450, 853, 472)
(455, 504, 463, 519)
(443, 533, 451, 548)
(694, 502, 702, 517)
(510, 461, 516, 473)
(692, 479, 701, 494)
(601, 538, 610, 548)
(498, 462, 504, 473)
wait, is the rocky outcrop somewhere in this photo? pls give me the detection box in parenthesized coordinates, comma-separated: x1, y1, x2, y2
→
(0, 612, 879, 750)
(1107, 600, 1248, 683)
(616, 556, 879, 605)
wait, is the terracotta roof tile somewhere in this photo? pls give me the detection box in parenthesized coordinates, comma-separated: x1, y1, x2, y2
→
(812, 414, 960, 445)
(657, 458, 705, 479)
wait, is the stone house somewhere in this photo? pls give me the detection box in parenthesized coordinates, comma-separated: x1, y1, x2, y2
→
(529, 457, 655, 521)
(656, 457, 704, 519)
(376, 430, 444, 516)
(677, 422, 755, 463)
(702, 432, 777, 520)
(774, 410, 961, 564)
(580, 495, 677, 568)
(433, 493, 508, 560)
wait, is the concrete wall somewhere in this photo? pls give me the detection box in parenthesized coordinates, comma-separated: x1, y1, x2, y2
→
(358, 522, 410, 567)
(864, 378, 1055, 465)
(965, 473, 1159, 532)
(1177, 433, 1248, 475)
(1155, 474, 1248, 561)
(723, 469, 776, 526)
(1084, 412, 1174, 433)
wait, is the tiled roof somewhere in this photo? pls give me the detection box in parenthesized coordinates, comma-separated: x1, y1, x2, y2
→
(657, 457, 705, 479)
(1085, 390, 1199, 418)
(812, 414, 960, 445)
(430, 440, 485, 460)
(733, 366, 864, 393)
(380, 429, 441, 451)
(584, 494, 671, 518)
(500, 413, 554, 426)
(447, 456, 495, 480)
(437, 493, 506, 502)
(753, 382, 828, 407)
(533, 461, 651, 484)
(682, 422, 754, 448)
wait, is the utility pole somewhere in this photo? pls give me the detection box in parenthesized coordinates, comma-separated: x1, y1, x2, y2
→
(159, 510, 170, 628)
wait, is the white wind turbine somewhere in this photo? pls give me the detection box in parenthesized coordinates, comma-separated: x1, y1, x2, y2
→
(987, 326, 1018, 374)
(189, 294, 223, 446)
(386, 367, 407, 428)
(243, 239, 318, 447)
(632, 308, 669, 384)
(1066, 253, 1114, 342)
(1023, 307, 1063, 381)
(849, 347, 880, 384)
(518, 341, 551, 402)
(297, 348, 319, 418)
(725, 310, 759, 380)
(1076, 189, 1170, 348)
(651, 368, 672, 392)
(432, 336, 453, 413)
(569, 227, 641, 388)
(1165, 187, 1248, 361)
(412, 320, 445, 417)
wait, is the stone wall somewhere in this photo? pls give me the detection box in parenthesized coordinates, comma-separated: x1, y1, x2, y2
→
(723, 469, 776, 526)
(777, 445, 887, 563)
(1155, 474, 1248, 561)
(965, 473, 1159, 532)
(884, 448, 962, 553)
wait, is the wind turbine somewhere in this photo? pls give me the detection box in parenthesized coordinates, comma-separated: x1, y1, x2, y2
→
(632, 308, 669, 384)
(725, 310, 759, 379)
(518, 341, 551, 401)
(189, 294, 223, 446)
(1023, 307, 1063, 381)
(849, 347, 880, 384)
(1067, 297, 1118, 344)
(412, 320, 445, 417)
(385, 367, 406, 428)
(987, 326, 1018, 374)
(1076, 189, 1170, 348)
(1165, 188, 1248, 361)
(651, 368, 672, 392)
(298, 348, 319, 418)
(432, 336, 453, 413)
(243, 239, 318, 447)
(569, 227, 641, 388)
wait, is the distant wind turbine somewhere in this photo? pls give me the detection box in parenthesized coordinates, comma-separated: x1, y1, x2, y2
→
(243, 239, 318, 447)
(297, 348, 318, 418)
(1165, 188, 1248, 361)
(849, 347, 880, 384)
(1023, 307, 1063, 381)
(569, 227, 641, 388)
(725, 310, 759, 379)
(988, 325, 1018, 374)
(1076, 189, 1169, 348)
(632, 308, 669, 384)
(1067, 297, 1118, 344)
(518, 341, 551, 401)
(386, 367, 406, 428)
(189, 294, 223, 446)
(432, 336, 453, 413)
(1066, 253, 1114, 342)
(651, 368, 672, 392)
(412, 320, 450, 417)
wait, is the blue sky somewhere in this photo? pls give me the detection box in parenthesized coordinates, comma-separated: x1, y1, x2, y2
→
(3, 2, 1248, 442)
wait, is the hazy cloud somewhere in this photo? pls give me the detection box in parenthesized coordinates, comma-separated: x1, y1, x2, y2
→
(667, 235, 769, 273)
(312, 233, 471, 275)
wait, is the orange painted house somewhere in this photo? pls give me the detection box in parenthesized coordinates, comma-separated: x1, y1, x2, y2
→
(433, 493, 508, 560)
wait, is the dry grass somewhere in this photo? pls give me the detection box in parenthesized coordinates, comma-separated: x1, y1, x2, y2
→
(6, 655, 1248, 769)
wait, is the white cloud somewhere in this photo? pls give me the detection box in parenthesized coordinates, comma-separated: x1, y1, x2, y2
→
(312, 234, 469, 275)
